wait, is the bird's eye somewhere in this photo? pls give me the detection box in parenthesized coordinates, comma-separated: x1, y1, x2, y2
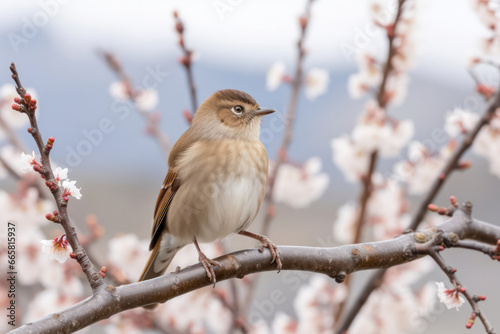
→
(231, 105, 244, 114)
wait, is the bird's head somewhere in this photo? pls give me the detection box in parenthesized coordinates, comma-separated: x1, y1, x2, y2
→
(192, 89, 275, 141)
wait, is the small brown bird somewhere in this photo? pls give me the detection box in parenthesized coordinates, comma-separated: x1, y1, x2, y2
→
(139, 89, 282, 290)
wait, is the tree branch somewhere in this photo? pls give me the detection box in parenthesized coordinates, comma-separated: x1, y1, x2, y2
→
(9, 63, 104, 292)
(336, 47, 500, 334)
(8, 206, 499, 334)
(101, 52, 170, 161)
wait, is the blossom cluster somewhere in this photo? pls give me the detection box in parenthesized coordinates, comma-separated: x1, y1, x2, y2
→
(266, 61, 330, 101)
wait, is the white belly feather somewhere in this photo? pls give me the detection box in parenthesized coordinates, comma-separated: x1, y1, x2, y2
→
(166, 140, 268, 244)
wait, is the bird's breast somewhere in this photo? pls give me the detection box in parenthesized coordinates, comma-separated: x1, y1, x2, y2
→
(167, 139, 269, 243)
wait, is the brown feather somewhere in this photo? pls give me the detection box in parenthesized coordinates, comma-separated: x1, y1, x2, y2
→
(149, 169, 178, 251)
(139, 238, 164, 282)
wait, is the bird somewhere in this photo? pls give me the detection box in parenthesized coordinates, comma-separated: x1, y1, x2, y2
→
(139, 89, 282, 294)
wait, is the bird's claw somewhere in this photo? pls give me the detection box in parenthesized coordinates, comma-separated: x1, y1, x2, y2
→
(199, 253, 220, 287)
(258, 236, 282, 273)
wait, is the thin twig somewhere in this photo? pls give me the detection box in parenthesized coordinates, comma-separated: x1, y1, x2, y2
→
(101, 52, 170, 161)
(407, 79, 500, 231)
(9, 63, 104, 292)
(173, 11, 198, 115)
(428, 249, 495, 333)
(334, 0, 407, 325)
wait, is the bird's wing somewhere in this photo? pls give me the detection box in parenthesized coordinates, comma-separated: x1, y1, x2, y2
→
(149, 168, 180, 251)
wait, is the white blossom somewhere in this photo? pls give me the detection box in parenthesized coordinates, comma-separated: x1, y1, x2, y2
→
(249, 320, 271, 334)
(62, 180, 82, 199)
(305, 68, 329, 100)
(472, 119, 500, 178)
(41, 235, 73, 263)
(108, 234, 150, 281)
(24, 289, 77, 324)
(331, 136, 369, 182)
(54, 167, 68, 185)
(294, 276, 347, 333)
(444, 108, 480, 137)
(347, 53, 382, 99)
(0, 189, 54, 229)
(352, 101, 414, 157)
(135, 88, 159, 112)
(272, 312, 297, 334)
(266, 62, 287, 91)
(333, 202, 357, 244)
(20, 151, 37, 173)
(0, 146, 23, 179)
(17, 228, 47, 285)
(435, 282, 465, 310)
(395, 141, 454, 195)
(273, 157, 329, 208)
(109, 81, 129, 100)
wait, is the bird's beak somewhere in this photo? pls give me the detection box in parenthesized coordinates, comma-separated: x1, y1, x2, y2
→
(252, 107, 275, 117)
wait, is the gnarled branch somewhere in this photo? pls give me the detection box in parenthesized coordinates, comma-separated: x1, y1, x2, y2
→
(9, 206, 500, 334)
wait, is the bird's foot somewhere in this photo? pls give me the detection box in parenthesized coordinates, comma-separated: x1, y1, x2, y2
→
(238, 230, 282, 272)
(198, 252, 220, 287)
(257, 236, 282, 272)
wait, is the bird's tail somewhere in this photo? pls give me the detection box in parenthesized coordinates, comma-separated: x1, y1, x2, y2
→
(139, 233, 184, 309)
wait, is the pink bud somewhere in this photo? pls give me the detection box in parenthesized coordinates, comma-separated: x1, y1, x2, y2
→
(458, 160, 471, 170)
(70, 253, 77, 259)
(439, 173, 446, 180)
(14, 97, 21, 103)
(428, 204, 438, 212)
(173, 10, 178, 18)
(476, 84, 495, 99)
(478, 295, 486, 301)
(182, 109, 193, 124)
(45, 213, 53, 220)
(11, 104, 21, 111)
(53, 210, 59, 216)
(27, 128, 32, 133)
(178, 55, 190, 67)
(175, 21, 184, 34)
(299, 16, 308, 29)
(24, 93, 31, 103)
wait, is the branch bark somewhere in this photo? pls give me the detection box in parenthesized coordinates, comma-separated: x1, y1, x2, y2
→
(9, 208, 500, 334)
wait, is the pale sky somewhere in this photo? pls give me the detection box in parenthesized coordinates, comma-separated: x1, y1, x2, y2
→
(0, 0, 490, 80)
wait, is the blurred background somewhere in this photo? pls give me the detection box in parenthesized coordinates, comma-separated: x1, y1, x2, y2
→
(1, 0, 500, 333)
